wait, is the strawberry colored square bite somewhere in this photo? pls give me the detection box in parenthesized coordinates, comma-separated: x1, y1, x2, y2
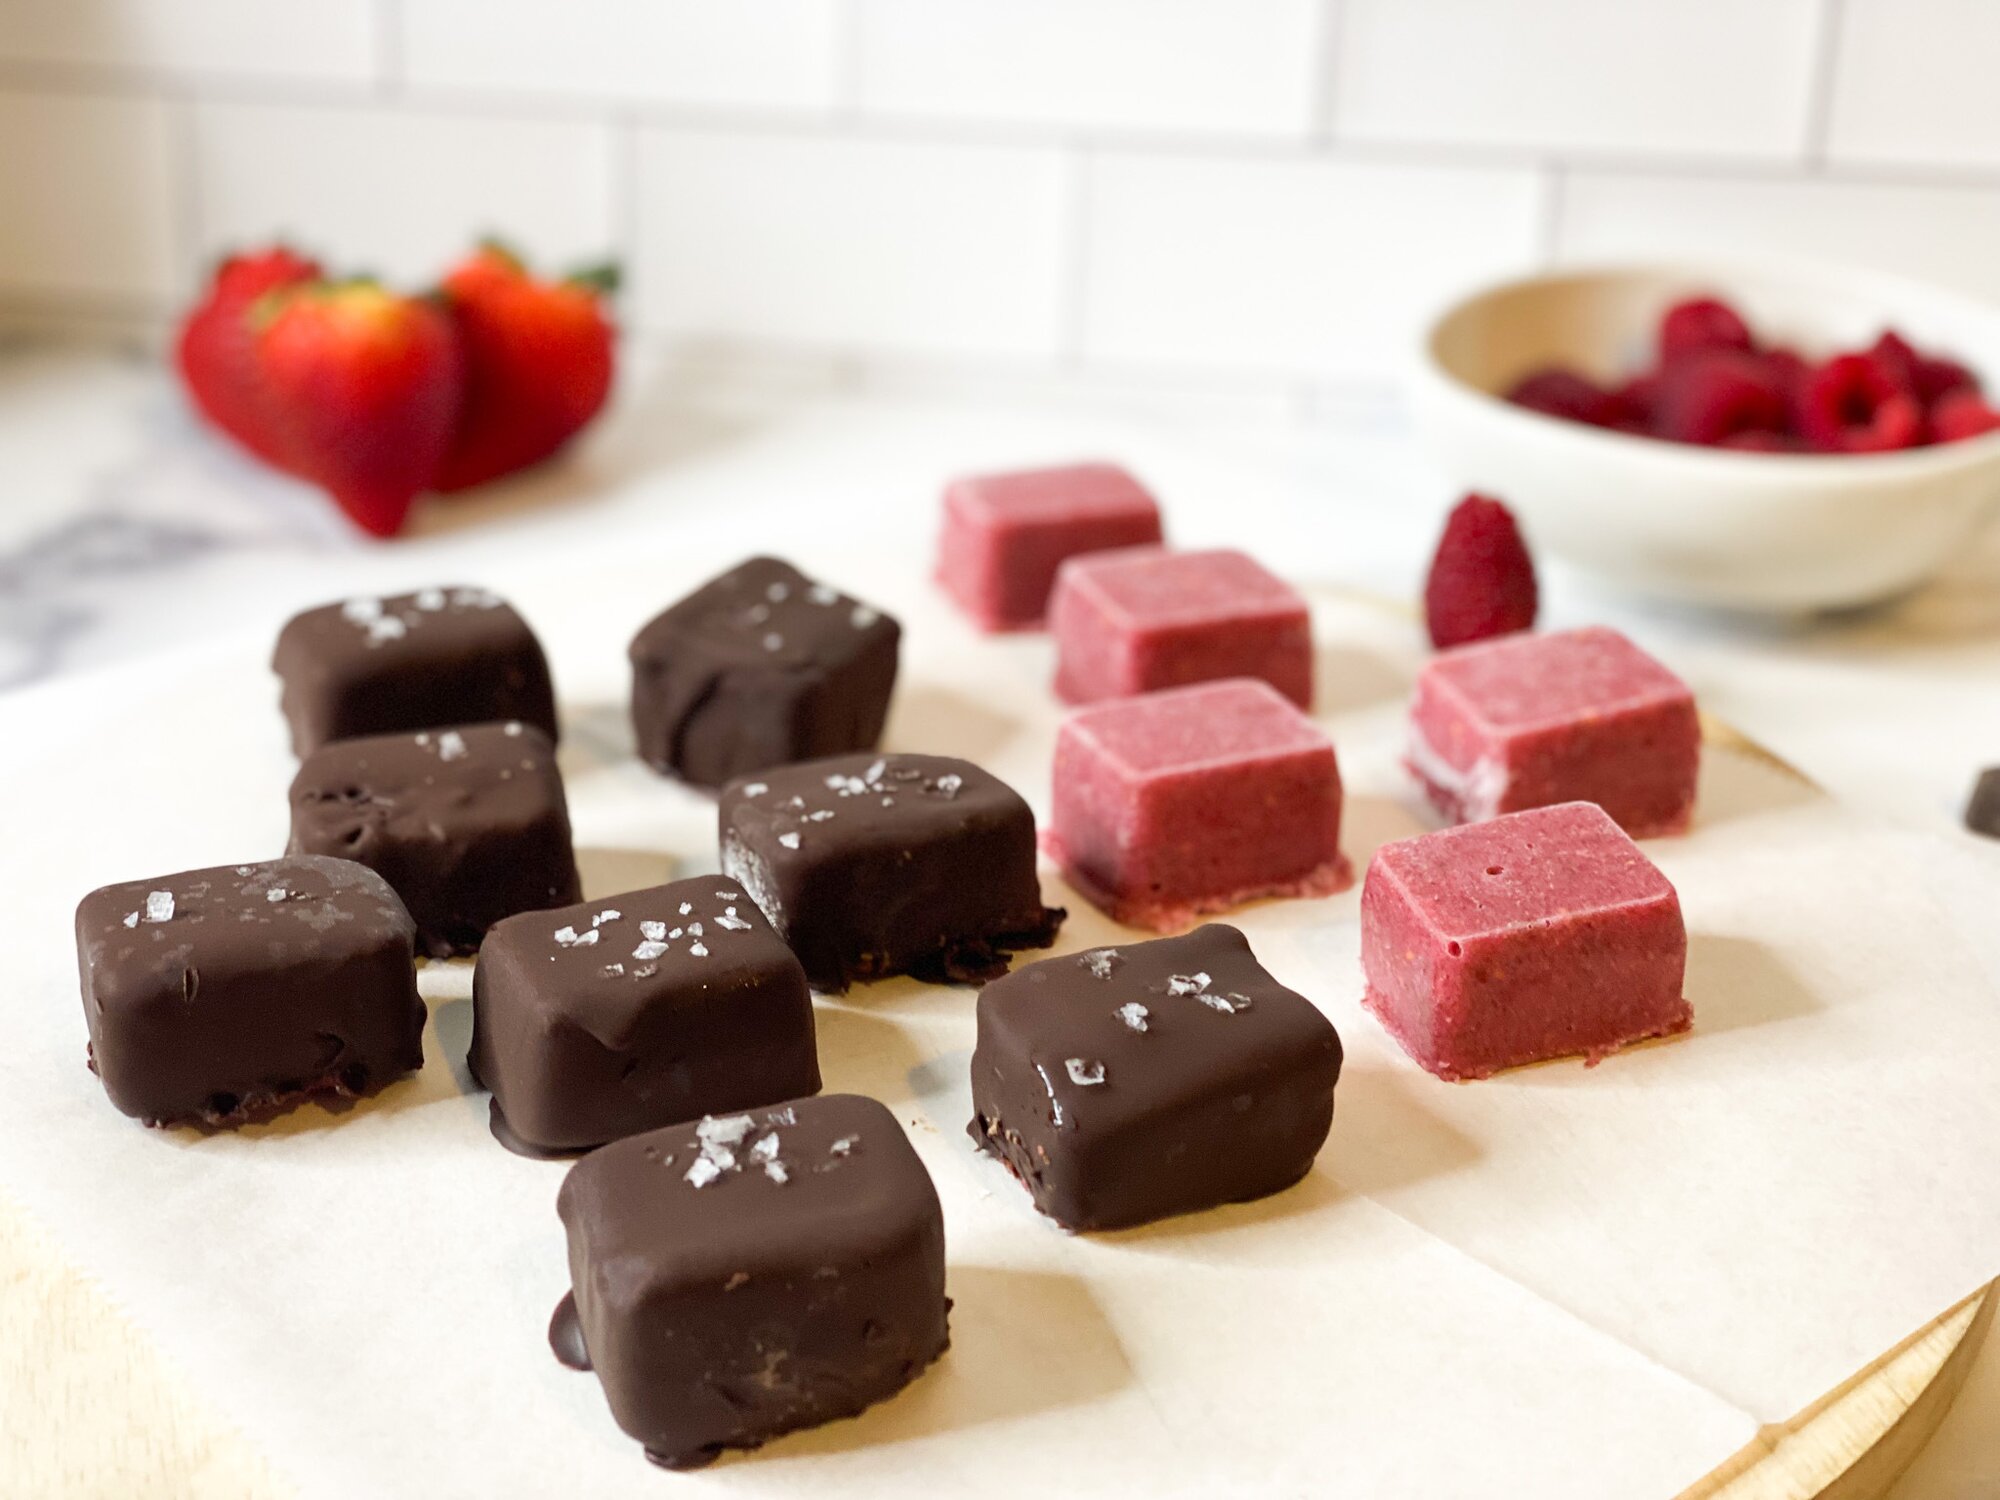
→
(1050, 547, 1312, 706)
(1047, 678, 1349, 932)
(1408, 626, 1699, 836)
(1360, 802, 1690, 1081)
(936, 462, 1164, 631)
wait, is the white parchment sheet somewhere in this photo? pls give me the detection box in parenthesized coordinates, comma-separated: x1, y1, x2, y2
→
(1, 559, 1996, 1500)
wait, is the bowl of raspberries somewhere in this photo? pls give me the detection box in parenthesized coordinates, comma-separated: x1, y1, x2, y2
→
(1411, 260, 2000, 611)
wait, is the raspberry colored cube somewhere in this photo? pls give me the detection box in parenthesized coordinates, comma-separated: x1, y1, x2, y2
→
(1047, 678, 1349, 932)
(1360, 802, 1691, 1081)
(1049, 547, 1312, 707)
(1408, 626, 1699, 836)
(935, 461, 1164, 631)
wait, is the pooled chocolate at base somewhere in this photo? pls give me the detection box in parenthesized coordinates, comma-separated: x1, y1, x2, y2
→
(488, 1099, 586, 1162)
(547, 1291, 591, 1371)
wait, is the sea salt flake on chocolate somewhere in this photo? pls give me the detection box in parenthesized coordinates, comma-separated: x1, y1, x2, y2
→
(593, 909, 621, 926)
(602, 963, 625, 977)
(1066, 1058, 1106, 1086)
(852, 606, 878, 628)
(767, 582, 790, 603)
(504, 721, 523, 737)
(342, 597, 383, 623)
(933, 774, 963, 798)
(367, 616, 408, 645)
(669, 928, 682, 939)
(690, 941, 710, 957)
(1117, 1002, 1149, 1031)
(684, 1156, 723, 1188)
(779, 832, 801, 850)
(122, 911, 138, 928)
(415, 588, 446, 611)
(144, 891, 174, 923)
(554, 925, 600, 949)
(717, 907, 753, 931)
(808, 584, 838, 605)
(633, 939, 669, 962)
(639, 920, 666, 941)
(1166, 972, 1210, 996)
(742, 783, 768, 798)
(700, 1114, 754, 1148)
(1035, 1064, 1065, 1127)
(678, 902, 693, 916)
(1196, 991, 1249, 1014)
(1083, 950, 1119, 979)
(829, 1135, 857, 1155)
(266, 887, 287, 903)
(750, 1132, 781, 1162)
(764, 1159, 790, 1183)
(436, 730, 468, 762)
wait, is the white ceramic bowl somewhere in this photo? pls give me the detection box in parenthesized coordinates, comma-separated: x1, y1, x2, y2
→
(1409, 259, 2000, 612)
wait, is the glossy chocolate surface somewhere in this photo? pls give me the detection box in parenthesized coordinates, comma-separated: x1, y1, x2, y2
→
(470, 877, 819, 1155)
(272, 586, 558, 756)
(969, 924, 1341, 1230)
(553, 1094, 948, 1468)
(719, 751, 1063, 993)
(629, 556, 899, 789)
(287, 720, 581, 958)
(76, 855, 424, 1127)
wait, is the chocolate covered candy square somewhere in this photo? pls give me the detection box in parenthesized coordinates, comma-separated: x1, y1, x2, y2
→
(719, 752, 1064, 993)
(936, 461, 1164, 631)
(1408, 625, 1699, 836)
(287, 720, 581, 958)
(628, 556, 900, 788)
(1047, 678, 1350, 932)
(469, 878, 818, 1156)
(968, 924, 1341, 1230)
(551, 1093, 949, 1469)
(1360, 801, 1691, 1081)
(271, 586, 559, 756)
(1049, 546, 1312, 707)
(76, 856, 424, 1127)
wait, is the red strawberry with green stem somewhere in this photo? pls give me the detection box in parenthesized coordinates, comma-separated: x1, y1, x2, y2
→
(175, 244, 322, 471)
(254, 281, 463, 537)
(433, 242, 617, 493)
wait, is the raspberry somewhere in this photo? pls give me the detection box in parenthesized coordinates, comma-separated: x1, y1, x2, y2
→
(1718, 429, 1798, 453)
(1616, 372, 1661, 432)
(1870, 330, 1978, 405)
(1423, 493, 1539, 651)
(1505, 367, 1627, 427)
(1931, 389, 2000, 443)
(1659, 296, 1753, 363)
(1655, 350, 1788, 445)
(1798, 354, 1925, 452)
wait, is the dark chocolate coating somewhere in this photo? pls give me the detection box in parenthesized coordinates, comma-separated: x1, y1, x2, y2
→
(969, 924, 1341, 1231)
(554, 1093, 949, 1469)
(469, 877, 820, 1155)
(75, 856, 425, 1128)
(286, 720, 581, 958)
(271, 586, 559, 756)
(718, 752, 1064, 993)
(628, 556, 900, 789)
(1966, 768, 2000, 839)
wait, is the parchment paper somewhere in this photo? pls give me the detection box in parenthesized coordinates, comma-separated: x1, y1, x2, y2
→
(2, 555, 1996, 1499)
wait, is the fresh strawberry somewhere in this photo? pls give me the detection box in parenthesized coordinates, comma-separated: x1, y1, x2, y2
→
(1424, 493, 1539, 651)
(175, 245, 322, 470)
(254, 282, 463, 537)
(433, 243, 616, 492)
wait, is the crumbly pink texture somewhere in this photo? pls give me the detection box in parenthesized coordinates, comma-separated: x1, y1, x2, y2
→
(1049, 547, 1312, 707)
(1360, 801, 1690, 1081)
(1408, 626, 1699, 837)
(1046, 677, 1350, 932)
(935, 462, 1164, 631)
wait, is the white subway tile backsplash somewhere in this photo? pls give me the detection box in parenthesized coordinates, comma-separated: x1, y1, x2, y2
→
(399, 0, 840, 114)
(0, 0, 376, 86)
(191, 103, 617, 289)
(1081, 152, 1543, 378)
(1335, 0, 1822, 161)
(854, 0, 1323, 139)
(633, 129, 1070, 359)
(1827, 0, 2000, 170)
(1557, 171, 2000, 302)
(0, 89, 177, 301)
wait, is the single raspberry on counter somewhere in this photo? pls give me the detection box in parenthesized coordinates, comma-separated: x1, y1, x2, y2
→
(1505, 367, 1628, 427)
(1798, 354, 1925, 453)
(1931, 389, 2000, 443)
(1659, 296, 1754, 363)
(1423, 493, 1539, 651)
(1655, 350, 1788, 446)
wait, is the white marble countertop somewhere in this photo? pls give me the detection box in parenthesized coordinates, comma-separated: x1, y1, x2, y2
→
(3, 339, 1997, 1494)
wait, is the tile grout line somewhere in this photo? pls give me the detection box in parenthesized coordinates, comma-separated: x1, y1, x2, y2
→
(1802, 0, 1849, 171)
(1057, 145, 1093, 368)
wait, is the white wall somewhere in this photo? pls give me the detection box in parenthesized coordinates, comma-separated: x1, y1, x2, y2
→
(1, 0, 1996, 403)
